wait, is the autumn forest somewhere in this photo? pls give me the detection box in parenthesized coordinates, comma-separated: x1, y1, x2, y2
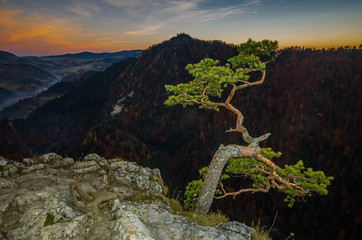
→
(0, 34, 361, 239)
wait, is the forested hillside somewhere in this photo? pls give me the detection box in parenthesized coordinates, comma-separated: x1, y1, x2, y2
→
(0, 34, 360, 239)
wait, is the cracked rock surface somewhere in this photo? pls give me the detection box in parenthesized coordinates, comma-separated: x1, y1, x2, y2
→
(0, 153, 253, 240)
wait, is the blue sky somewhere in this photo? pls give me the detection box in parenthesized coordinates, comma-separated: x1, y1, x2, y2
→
(1, 0, 361, 55)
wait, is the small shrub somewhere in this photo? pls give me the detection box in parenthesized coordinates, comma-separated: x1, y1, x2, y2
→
(251, 221, 271, 240)
(169, 198, 183, 213)
(188, 210, 229, 226)
(183, 179, 203, 211)
(99, 205, 105, 212)
(44, 213, 56, 226)
(130, 193, 155, 202)
(183, 167, 229, 211)
(169, 197, 229, 226)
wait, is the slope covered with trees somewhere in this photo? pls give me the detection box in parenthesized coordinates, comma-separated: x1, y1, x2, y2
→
(0, 34, 360, 239)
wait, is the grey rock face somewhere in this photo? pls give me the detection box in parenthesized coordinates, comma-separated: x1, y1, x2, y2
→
(22, 164, 45, 174)
(84, 153, 108, 168)
(36, 153, 63, 164)
(73, 160, 100, 175)
(0, 156, 8, 167)
(51, 157, 74, 168)
(23, 158, 35, 167)
(0, 154, 253, 240)
(0, 178, 16, 189)
(110, 200, 253, 240)
(110, 161, 165, 195)
(0, 161, 20, 178)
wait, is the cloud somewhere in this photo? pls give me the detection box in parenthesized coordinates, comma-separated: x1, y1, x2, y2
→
(0, 8, 23, 25)
(96, 38, 130, 44)
(0, 7, 131, 55)
(0, 0, 265, 54)
(119, 0, 261, 36)
(189, 6, 250, 22)
(102, 0, 139, 7)
(126, 25, 163, 36)
(66, 1, 105, 18)
(103, 0, 261, 24)
(0, 9, 78, 41)
(68, 7, 93, 17)
(10, 25, 57, 41)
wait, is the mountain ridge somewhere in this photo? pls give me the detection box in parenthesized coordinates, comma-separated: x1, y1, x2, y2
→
(0, 34, 360, 239)
(0, 51, 17, 58)
(42, 50, 143, 60)
(0, 49, 142, 118)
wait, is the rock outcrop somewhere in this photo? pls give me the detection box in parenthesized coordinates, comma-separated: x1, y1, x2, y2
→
(0, 153, 253, 240)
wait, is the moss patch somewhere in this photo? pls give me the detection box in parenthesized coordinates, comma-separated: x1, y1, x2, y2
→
(169, 198, 229, 226)
(169, 198, 183, 214)
(129, 193, 157, 202)
(187, 210, 229, 226)
(44, 213, 56, 226)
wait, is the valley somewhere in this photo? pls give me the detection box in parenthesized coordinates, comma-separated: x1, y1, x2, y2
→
(0, 35, 360, 240)
(0, 50, 142, 119)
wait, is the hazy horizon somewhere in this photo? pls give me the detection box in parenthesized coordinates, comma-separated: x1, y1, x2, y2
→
(2, 38, 361, 58)
(1, 0, 361, 56)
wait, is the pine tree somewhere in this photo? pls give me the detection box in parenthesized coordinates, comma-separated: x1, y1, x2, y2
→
(165, 39, 333, 215)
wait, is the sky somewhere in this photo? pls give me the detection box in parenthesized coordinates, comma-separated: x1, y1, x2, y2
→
(0, 0, 361, 56)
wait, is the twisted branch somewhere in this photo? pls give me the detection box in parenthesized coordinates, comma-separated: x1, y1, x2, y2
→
(180, 69, 270, 147)
(214, 153, 309, 199)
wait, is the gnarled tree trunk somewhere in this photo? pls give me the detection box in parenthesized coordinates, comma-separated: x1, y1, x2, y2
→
(194, 144, 260, 215)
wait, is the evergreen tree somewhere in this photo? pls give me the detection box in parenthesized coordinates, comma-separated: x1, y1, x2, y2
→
(165, 39, 333, 215)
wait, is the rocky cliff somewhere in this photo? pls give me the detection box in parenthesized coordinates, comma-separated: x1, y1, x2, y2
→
(0, 153, 253, 240)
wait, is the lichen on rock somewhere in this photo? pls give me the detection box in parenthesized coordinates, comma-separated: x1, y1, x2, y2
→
(36, 152, 63, 164)
(0, 153, 254, 240)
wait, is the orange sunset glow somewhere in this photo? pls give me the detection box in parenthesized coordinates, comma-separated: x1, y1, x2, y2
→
(1, 0, 361, 56)
(0, 2, 361, 240)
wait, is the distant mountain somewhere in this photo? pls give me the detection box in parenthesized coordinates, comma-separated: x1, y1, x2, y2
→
(0, 87, 15, 104)
(0, 34, 360, 240)
(0, 63, 56, 107)
(0, 50, 143, 76)
(0, 51, 17, 58)
(0, 49, 142, 116)
(0, 63, 54, 85)
(0, 62, 58, 112)
(0, 77, 87, 120)
(42, 50, 142, 60)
